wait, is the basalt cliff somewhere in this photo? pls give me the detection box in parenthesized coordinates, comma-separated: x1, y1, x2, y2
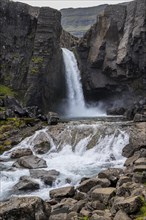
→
(0, 0, 66, 113)
(76, 0, 146, 109)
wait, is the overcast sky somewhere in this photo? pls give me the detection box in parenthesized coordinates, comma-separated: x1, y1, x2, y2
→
(12, 0, 132, 10)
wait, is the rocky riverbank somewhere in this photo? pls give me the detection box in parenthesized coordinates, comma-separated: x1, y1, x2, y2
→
(0, 118, 146, 220)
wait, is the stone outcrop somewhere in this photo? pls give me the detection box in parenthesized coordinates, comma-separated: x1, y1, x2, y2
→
(77, 0, 146, 108)
(0, 196, 51, 220)
(0, 0, 66, 113)
(61, 5, 107, 37)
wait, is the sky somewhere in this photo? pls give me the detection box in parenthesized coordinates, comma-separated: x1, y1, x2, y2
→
(12, 0, 132, 10)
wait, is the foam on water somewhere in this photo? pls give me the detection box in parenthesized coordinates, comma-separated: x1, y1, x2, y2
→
(0, 124, 129, 201)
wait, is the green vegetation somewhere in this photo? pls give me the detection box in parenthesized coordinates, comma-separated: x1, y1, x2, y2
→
(32, 56, 43, 64)
(136, 197, 146, 220)
(80, 217, 89, 220)
(31, 67, 39, 74)
(0, 85, 15, 96)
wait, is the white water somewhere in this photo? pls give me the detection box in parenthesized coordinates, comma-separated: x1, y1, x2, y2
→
(62, 48, 105, 117)
(0, 122, 129, 201)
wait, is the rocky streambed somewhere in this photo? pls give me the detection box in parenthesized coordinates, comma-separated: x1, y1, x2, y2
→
(0, 119, 146, 220)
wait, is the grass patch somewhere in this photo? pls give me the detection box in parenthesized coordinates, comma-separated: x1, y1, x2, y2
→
(0, 85, 15, 96)
(136, 197, 146, 220)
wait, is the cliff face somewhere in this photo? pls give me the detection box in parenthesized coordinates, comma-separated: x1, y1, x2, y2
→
(77, 0, 146, 106)
(61, 5, 107, 38)
(0, 0, 66, 113)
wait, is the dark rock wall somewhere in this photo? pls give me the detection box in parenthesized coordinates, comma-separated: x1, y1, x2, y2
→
(0, 0, 66, 113)
(77, 0, 146, 106)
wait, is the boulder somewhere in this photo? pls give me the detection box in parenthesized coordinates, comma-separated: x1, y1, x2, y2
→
(77, 177, 110, 193)
(113, 210, 131, 220)
(134, 158, 146, 166)
(116, 182, 141, 197)
(132, 171, 146, 184)
(33, 141, 51, 154)
(91, 187, 116, 205)
(13, 176, 40, 191)
(13, 155, 47, 169)
(113, 196, 142, 214)
(67, 211, 79, 220)
(0, 196, 51, 220)
(116, 176, 132, 187)
(51, 198, 77, 215)
(133, 165, 146, 172)
(30, 169, 60, 186)
(47, 112, 59, 125)
(10, 148, 33, 159)
(50, 186, 75, 200)
(98, 168, 123, 186)
(49, 213, 67, 220)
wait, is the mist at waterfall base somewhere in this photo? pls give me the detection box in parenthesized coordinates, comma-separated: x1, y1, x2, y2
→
(0, 122, 129, 201)
(61, 48, 106, 118)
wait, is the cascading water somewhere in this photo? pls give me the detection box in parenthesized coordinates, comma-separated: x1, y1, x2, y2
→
(62, 48, 105, 117)
(0, 121, 129, 201)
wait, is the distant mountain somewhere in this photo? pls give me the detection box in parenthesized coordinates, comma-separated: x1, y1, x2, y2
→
(61, 5, 107, 38)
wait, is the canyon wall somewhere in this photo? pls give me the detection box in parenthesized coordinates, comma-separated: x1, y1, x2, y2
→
(77, 0, 146, 107)
(0, 0, 66, 113)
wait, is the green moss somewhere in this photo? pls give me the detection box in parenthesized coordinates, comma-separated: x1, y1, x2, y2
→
(0, 85, 15, 96)
(0, 145, 5, 154)
(31, 67, 39, 74)
(32, 56, 43, 64)
(136, 197, 146, 220)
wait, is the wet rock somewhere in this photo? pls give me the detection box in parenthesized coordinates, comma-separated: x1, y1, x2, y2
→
(13, 155, 47, 169)
(47, 112, 59, 125)
(113, 196, 142, 214)
(33, 141, 51, 154)
(50, 186, 75, 200)
(10, 148, 33, 159)
(98, 168, 123, 186)
(13, 176, 40, 191)
(133, 165, 146, 172)
(77, 177, 111, 193)
(30, 169, 60, 186)
(113, 210, 131, 220)
(0, 196, 51, 220)
(91, 187, 116, 205)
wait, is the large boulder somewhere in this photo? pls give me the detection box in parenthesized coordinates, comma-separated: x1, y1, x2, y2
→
(13, 176, 40, 191)
(13, 155, 47, 169)
(33, 141, 51, 154)
(30, 169, 60, 186)
(112, 196, 142, 214)
(10, 148, 33, 159)
(91, 187, 116, 205)
(0, 196, 51, 220)
(50, 186, 75, 200)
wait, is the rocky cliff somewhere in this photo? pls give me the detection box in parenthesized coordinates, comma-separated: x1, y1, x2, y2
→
(77, 0, 146, 108)
(61, 5, 107, 37)
(0, 0, 66, 113)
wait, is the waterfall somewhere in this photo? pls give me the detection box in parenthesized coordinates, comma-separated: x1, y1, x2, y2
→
(62, 48, 105, 117)
(0, 121, 129, 201)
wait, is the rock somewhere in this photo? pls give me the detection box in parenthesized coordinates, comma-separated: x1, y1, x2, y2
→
(51, 198, 77, 215)
(134, 158, 146, 166)
(0, 111, 6, 120)
(13, 176, 40, 191)
(50, 186, 75, 200)
(49, 213, 67, 220)
(13, 155, 47, 169)
(10, 148, 33, 159)
(113, 210, 131, 220)
(133, 165, 146, 172)
(47, 112, 59, 125)
(91, 187, 116, 205)
(33, 141, 51, 154)
(116, 182, 141, 197)
(113, 196, 142, 214)
(80, 207, 92, 218)
(30, 169, 60, 186)
(71, 200, 86, 213)
(77, 177, 110, 193)
(67, 211, 79, 220)
(116, 176, 132, 187)
(132, 172, 146, 184)
(0, 196, 51, 220)
(98, 168, 123, 186)
(134, 114, 146, 122)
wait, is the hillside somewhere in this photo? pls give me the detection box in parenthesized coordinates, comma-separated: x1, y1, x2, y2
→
(61, 5, 107, 37)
